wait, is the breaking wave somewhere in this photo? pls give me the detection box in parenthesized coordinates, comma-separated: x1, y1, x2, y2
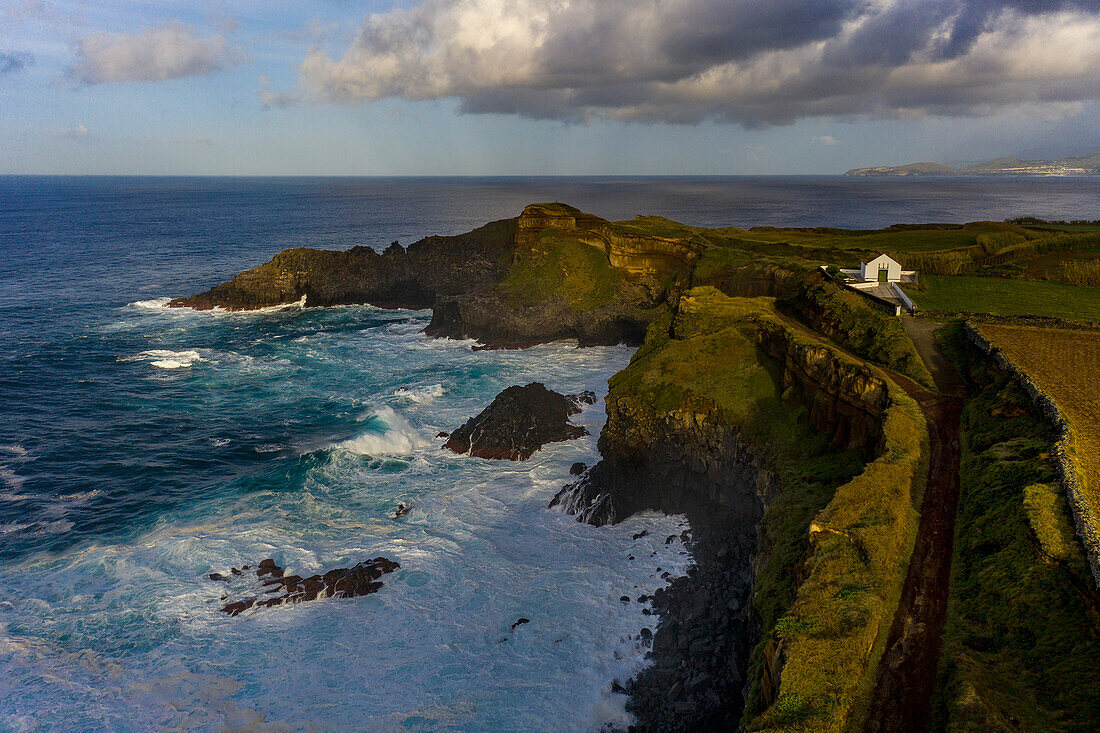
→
(337, 407, 428, 456)
(124, 349, 206, 369)
(394, 384, 446, 404)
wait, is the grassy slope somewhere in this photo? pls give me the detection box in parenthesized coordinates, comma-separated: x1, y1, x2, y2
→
(787, 278, 935, 389)
(911, 276, 1100, 321)
(932, 324, 1100, 733)
(619, 289, 926, 732)
(975, 324, 1100, 559)
(499, 230, 628, 310)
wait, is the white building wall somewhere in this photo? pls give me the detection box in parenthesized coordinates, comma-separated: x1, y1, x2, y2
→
(861, 255, 903, 282)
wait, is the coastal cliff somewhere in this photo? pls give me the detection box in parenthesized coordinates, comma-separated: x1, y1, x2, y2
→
(169, 218, 517, 311)
(553, 290, 926, 731)
(172, 203, 701, 347)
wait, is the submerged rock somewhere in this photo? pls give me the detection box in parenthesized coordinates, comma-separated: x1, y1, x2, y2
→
(444, 383, 593, 460)
(213, 557, 399, 616)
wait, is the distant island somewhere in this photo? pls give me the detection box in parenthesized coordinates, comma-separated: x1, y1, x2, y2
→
(845, 152, 1100, 177)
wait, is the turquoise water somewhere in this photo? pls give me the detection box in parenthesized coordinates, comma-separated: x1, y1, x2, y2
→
(2, 176, 1097, 731)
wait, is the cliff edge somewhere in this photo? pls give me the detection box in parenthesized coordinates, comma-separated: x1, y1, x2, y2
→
(553, 289, 927, 731)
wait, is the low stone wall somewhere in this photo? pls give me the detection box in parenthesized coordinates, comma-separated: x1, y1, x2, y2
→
(964, 323, 1100, 587)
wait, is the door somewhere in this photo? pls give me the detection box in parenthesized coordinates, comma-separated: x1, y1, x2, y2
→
(878, 265, 889, 282)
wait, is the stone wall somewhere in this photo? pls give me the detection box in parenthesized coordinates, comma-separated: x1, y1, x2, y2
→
(964, 322, 1100, 587)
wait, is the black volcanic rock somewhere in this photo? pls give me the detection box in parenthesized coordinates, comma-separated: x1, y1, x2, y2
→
(214, 557, 399, 616)
(170, 204, 698, 348)
(169, 219, 516, 311)
(444, 383, 592, 460)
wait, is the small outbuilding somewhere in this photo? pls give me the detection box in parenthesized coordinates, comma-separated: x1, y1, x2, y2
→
(860, 254, 903, 283)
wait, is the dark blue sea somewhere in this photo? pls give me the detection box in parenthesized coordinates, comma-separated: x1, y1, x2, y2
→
(1, 175, 1098, 731)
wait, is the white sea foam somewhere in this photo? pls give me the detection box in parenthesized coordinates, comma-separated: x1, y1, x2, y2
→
(0, 326, 672, 731)
(0, 444, 28, 457)
(128, 294, 308, 315)
(394, 384, 445, 404)
(125, 349, 206, 369)
(129, 297, 172, 309)
(337, 407, 427, 456)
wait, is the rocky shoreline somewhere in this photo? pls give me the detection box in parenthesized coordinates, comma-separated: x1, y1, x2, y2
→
(171, 203, 931, 730)
(624, 503, 757, 731)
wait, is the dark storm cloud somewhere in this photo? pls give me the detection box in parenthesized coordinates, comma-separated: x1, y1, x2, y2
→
(298, 0, 1100, 125)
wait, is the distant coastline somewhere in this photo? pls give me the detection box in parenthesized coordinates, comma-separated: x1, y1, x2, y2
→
(845, 152, 1100, 177)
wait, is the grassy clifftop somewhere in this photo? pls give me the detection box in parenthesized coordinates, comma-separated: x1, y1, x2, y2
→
(601, 289, 927, 731)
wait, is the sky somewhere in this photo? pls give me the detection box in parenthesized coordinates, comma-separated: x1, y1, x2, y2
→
(1, 0, 1099, 175)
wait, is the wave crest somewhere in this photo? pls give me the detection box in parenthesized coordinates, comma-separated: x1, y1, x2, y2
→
(394, 384, 445, 404)
(338, 407, 427, 456)
(125, 350, 205, 369)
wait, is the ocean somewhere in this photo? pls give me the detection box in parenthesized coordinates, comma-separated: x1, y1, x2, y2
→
(1, 175, 1098, 731)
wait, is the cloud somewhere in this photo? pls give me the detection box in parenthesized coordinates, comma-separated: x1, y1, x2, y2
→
(258, 75, 300, 109)
(50, 124, 93, 141)
(813, 135, 840, 146)
(72, 24, 241, 83)
(0, 51, 33, 75)
(295, 0, 1100, 126)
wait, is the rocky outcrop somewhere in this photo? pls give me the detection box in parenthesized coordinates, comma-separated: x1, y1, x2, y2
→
(425, 289, 657, 347)
(445, 383, 595, 460)
(695, 261, 803, 300)
(752, 320, 890, 454)
(169, 203, 700, 348)
(515, 203, 705, 276)
(169, 219, 516, 311)
(553, 318, 887, 523)
(212, 557, 400, 616)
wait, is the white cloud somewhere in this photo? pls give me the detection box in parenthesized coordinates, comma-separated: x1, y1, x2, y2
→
(290, 0, 1100, 126)
(72, 24, 241, 84)
(813, 135, 840, 146)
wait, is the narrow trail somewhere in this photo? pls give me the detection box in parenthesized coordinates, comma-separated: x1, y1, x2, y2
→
(863, 318, 966, 733)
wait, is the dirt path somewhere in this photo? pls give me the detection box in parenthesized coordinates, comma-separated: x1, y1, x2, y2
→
(901, 316, 965, 395)
(864, 320, 965, 733)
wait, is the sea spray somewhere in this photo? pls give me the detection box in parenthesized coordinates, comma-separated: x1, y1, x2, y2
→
(337, 407, 429, 456)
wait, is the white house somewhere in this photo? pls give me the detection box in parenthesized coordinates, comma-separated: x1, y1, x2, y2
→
(822, 253, 918, 316)
(860, 254, 903, 283)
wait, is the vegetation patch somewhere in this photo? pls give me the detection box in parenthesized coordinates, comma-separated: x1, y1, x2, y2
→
(746, 384, 925, 732)
(645, 291, 928, 733)
(500, 231, 627, 310)
(912, 276, 1100, 322)
(1023, 483, 1089, 565)
(786, 278, 934, 389)
(931, 323, 1100, 733)
(975, 323, 1100, 564)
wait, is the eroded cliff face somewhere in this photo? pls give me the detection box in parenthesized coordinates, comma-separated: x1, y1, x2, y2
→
(425, 288, 659, 347)
(753, 322, 890, 454)
(170, 203, 707, 348)
(515, 203, 706, 276)
(555, 304, 888, 524)
(551, 292, 894, 730)
(169, 218, 517, 311)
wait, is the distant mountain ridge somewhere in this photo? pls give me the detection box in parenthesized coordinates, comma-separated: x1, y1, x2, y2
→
(845, 152, 1100, 177)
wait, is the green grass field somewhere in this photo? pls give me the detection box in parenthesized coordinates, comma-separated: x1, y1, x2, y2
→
(911, 276, 1100, 322)
(932, 324, 1100, 732)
